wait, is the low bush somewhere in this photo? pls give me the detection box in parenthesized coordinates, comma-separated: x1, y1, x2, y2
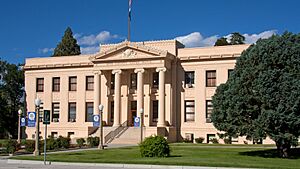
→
(25, 140, 35, 152)
(210, 138, 219, 144)
(57, 136, 70, 149)
(224, 138, 232, 144)
(76, 138, 85, 148)
(139, 135, 170, 157)
(5, 139, 18, 154)
(195, 137, 205, 143)
(87, 137, 99, 147)
(183, 138, 193, 143)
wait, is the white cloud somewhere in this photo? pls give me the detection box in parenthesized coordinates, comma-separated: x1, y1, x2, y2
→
(243, 30, 277, 44)
(175, 30, 277, 47)
(39, 48, 54, 54)
(80, 46, 100, 54)
(77, 31, 120, 46)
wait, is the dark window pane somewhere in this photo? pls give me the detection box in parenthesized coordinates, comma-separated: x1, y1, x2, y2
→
(86, 102, 93, 122)
(86, 76, 94, 91)
(68, 103, 76, 122)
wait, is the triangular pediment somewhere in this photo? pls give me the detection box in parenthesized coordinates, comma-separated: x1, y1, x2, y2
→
(89, 41, 168, 62)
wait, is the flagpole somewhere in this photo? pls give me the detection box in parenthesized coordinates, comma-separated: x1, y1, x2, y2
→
(128, 0, 131, 42)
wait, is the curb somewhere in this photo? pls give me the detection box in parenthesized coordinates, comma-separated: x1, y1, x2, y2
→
(7, 159, 255, 169)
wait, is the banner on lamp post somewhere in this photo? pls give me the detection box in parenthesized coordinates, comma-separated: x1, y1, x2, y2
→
(20, 116, 26, 127)
(93, 115, 100, 127)
(27, 112, 36, 127)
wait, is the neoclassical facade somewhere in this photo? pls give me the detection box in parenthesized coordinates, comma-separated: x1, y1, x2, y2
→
(24, 40, 273, 144)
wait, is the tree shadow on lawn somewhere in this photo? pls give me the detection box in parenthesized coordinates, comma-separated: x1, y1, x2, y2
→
(239, 148, 300, 159)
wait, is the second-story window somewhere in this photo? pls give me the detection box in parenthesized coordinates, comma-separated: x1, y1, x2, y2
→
(69, 76, 77, 91)
(52, 102, 60, 122)
(36, 78, 44, 92)
(185, 71, 195, 88)
(206, 100, 213, 123)
(52, 77, 60, 92)
(206, 70, 216, 87)
(130, 73, 137, 89)
(86, 76, 94, 91)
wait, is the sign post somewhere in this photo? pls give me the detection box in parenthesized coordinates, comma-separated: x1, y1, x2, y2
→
(43, 110, 50, 165)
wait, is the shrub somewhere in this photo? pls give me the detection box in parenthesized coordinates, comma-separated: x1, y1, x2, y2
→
(5, 139, 18, 154)
(195, 137, 205, 143)
(46, 137, 60, 150)
(25, 140, 35, 152)
(76, 138, 85, 148)
(183, 138, 193, 143)
(224, 138, 232, 144)
(210, 138, 219, 144)
(139, 135, 170, 157)
(87, 137, 99, 147)
(57, 136, 70, 149)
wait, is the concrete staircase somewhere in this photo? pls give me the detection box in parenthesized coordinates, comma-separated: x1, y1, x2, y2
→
(109, 127, 141, 144)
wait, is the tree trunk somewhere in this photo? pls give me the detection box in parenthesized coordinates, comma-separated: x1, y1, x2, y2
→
(276, 141, 291, 158)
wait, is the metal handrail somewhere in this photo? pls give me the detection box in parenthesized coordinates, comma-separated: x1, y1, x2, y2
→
(104, 121, 128, 143)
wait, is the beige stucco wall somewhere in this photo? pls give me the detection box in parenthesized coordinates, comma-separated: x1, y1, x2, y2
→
(24, 40, 274, 144)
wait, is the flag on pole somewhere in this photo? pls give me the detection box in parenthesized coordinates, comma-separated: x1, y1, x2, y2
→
(129, 0, 132, 21)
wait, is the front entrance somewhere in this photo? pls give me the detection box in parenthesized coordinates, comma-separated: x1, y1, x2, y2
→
(128, 101, 137, 126)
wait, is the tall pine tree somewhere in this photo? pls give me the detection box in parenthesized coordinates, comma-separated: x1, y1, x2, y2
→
(53, 27, 81, 56)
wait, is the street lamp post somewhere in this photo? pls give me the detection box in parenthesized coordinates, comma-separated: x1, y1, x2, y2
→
(98, 104, 104, 149)
(17, 109, 22, 144)
(34, 98, 41, 156)
(140, 108, 144, 142)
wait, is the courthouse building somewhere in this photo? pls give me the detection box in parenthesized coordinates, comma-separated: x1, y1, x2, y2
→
(24, 40, 271, 144)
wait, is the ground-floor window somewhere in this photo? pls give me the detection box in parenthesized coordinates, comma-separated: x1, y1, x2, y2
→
(68, 132, 75, 139)
(152, 100, 158, 122)
(185, 100, 195, 122)
(51, 132, 58, 139)
(207, 134, 216, 143)
(185, 133, 194, 143)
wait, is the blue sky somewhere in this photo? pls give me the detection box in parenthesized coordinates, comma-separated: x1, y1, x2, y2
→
(0, 0, 299, 64)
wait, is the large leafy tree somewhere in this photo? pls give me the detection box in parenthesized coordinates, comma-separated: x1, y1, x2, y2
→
(53, 27, 81, 56)
(229, 32, 245, 45)
(214, 37, 230, 46)
(211, 32, 300, 158)
(215, 33, 245, 46)
(0, 60, 24, 138)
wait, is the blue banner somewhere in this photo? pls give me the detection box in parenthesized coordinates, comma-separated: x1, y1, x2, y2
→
(20, 117, 26, 127)
(134, 117, 140, 127)
(93, 115, 100, 127)
(27, 112, 36, 127)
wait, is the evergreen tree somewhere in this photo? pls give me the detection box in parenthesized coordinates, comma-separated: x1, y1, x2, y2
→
(214, 37, 230, 46)
(53, 27, 81, 56)
(211, 32, 300, 158)
(229, 32, 245, 45)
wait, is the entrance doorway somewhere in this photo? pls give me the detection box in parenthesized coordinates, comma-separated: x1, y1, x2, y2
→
(129, 101, 137, 126)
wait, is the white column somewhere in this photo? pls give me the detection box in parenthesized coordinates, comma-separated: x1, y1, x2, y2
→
(156, 67, 167, 127)
(134, 68, 145, 117)
(112, 69, 122, 126)
(94, 71, 101, 116)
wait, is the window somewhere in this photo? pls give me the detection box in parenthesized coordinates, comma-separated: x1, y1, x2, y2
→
(69, 76, 77, 91)
(206, 70, 216, 87)
(111, 74, 115, 89)
(184, 100, 195, 122)
(130, 73, 137, 89)
(68, 103, 76, 122)
(110, 101, 114, 123)
(152, 100, 158, 122)
(185, 71, 195, 88)
(36, 78, 44, 92)
(68, 132, 75, 138)
(152, 72, 159, 88)
(52, 102, 60, 122)
(52, 77, 60, 92)
(206, 100, 213, 123)
(51, 132, 58, 139)
(86, 76, 94, 91)
(228, 69, 234, 79)
(207, 134, 216, 143)
(86, 102, 94, 122)
(185, 133, 194, 143)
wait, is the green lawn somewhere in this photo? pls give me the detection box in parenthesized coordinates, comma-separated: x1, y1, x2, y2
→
(13, 144, 300, 169)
